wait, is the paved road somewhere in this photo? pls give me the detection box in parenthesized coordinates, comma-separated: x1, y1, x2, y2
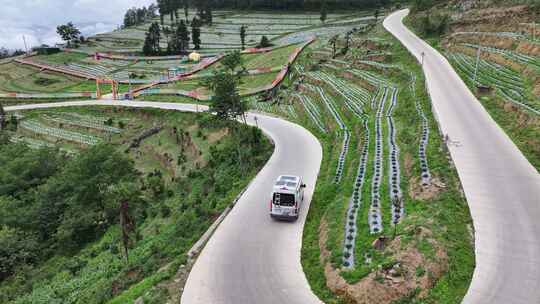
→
(5, 100, 324, 304)
(384, 10, 540, 304)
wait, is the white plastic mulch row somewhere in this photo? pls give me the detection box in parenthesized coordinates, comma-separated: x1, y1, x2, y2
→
(453, 31, 539, 44)
(307, 71, 368, 116)
(447, 52, 540, 115)
(449, 54, 524, 97)
(342, 118, 370, 268)
(311, 85, 350, 183)
(386, 88, 404, 224)
(285, 105, 298, 120)
(409, 74, 431, 186)
(357, 60, 401, 70)
(462, 43, 540, 67)
(350, 69, 392, 87)
(369, 87, 387, 234)
(42, 114, 122, 134)
(453, 53, 524, 90)
(9, 136, 78, 155)
(20, 120, 101, 145)
(370, 87, 382, 110)
(294, 93, 327, 133)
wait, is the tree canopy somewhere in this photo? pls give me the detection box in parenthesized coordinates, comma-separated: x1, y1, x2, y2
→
(56, 22, 81, 47)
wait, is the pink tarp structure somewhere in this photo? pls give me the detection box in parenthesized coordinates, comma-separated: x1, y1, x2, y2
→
(13, 38, 315, 101)
(0, 92, 96, 99)
(138, 38, 316, 101)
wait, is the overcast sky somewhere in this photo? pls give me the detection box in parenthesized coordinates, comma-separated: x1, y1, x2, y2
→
(1, 0, 155, 50)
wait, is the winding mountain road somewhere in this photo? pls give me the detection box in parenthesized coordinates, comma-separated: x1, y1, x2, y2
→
(6, 9, 540, 303)
(384, 10, 540, 304)
(4, 99, 324, 304)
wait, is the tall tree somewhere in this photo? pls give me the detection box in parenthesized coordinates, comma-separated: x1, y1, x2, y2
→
(192, 17, 202, 50)
(0, 102, 5, 131)
(258, 35, 272, 48)
(204, 51, 246, 121)
(177, 20, 191, 53)
(205, 72, 246, 121)
(240, 25, 247, 50)
(329, 34, 339, 58)
(157, 0, 166, 25)
(56, 22, 81, 47)
(220, 50, 244, 74)
(184, 0, 190, 22)
(320, 0, 327, 23)
(143, 22, 162, 55)
(109, 182, 140, 263)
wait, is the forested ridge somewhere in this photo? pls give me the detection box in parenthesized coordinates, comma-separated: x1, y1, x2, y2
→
(0, 111, 273, 303)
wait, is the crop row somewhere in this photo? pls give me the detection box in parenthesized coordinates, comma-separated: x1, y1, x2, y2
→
(453, 31, 527, 40)
(357, 60, 401, 70)
(294, 93, 327, 133)
(42, 114, 122, 133)
(20, 120, 102, 145)
(386, 88, 404, 224)
(463, 43, 540, 68)
(369, 87, 388, 234)
(409, 74, 431, 185)
(10, 135, 55, 149)
(350, 69, 392, 87)
(10, 135, 78, 155)
(342, 119, 370, 268)
(450, 53, 524, 90)
(308, 71, 369, 116)
(447, 52, 540, 115)
(311, 85, 350, 183)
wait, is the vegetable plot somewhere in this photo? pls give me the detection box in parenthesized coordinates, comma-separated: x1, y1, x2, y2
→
(20, 119, 102, 145)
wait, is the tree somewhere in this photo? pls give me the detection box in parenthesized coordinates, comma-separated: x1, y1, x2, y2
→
(0, 226, 38, 280)
(206, 5, 213, 25)
(184, 0, 189, 21)
(204, 51, 247, 122)
(143, 22, 162, 55)
(240, 25, 247, 50)
(56, 22, 81, 47)
(257, 35, 272, 48)
(169, 20, 190, 54)
(157, 0, 166, 25)
(329, 34, 339, 58)
(192, 17, 202, 50)
(0, 102, 5, 131)
(206, 72, 246, 121)
(220, 50, 244, 74)
(320, 0, 328, 23)
(107, 182, 140, 263)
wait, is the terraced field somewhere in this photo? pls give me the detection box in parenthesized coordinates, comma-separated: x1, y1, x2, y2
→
(247, 22, 474, 303)
(83, 10, 375, 56)
(443, 28, 540, 169)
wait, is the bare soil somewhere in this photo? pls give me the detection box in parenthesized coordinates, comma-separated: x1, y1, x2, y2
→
(319, 217, 448, 304)
(409, 175, 446, 201)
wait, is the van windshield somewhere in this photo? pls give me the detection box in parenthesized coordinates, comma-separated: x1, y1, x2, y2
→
(273, 193, 295, 206)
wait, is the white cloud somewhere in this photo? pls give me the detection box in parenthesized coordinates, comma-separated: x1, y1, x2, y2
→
(0, 0, 155, 50)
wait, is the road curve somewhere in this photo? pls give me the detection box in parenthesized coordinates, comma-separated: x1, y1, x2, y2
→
(4, 100, 324, 304)
(384, 10, 540, 304)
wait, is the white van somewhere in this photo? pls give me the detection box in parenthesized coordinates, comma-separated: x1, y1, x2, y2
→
(270, 175, 306, 220)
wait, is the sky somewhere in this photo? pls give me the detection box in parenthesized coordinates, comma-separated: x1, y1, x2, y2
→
(0, 0, 155, 50)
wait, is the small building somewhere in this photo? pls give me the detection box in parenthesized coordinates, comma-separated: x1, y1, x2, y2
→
(189, 52, 201, 62)
(168, 66, 187, 78)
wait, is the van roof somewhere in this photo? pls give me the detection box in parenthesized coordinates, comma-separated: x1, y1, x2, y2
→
(274, 175, 300, 193)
